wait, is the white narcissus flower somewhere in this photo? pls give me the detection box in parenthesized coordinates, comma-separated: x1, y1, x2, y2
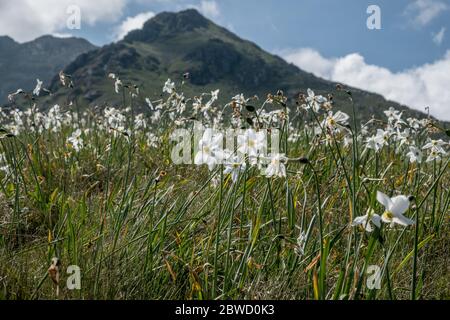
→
(377, 191, 414, 227)
(384, 107, 402, 122)
(134, 113, 147, 129)
(323, 111, 350, 131)
(237, 129, 266, 162)
(194, 129, 223, 171)
(0, 153, 11, 175)
(67, 129, 83, 152)
(360, 124, 370, 136)
(223, 155, 246, 183)
(264, 153, 287, 178)
(406, 146, 423, 163)
(426, 148, 445, 163)
(151, 110, 161, 123)
(33, 79, 43, 96)
(210, 89, 219, 102)
(0, 164, 11, 175)
(407, 118, 422, 130)
(352, 209, 381, 232)
(374, 129, 391, 148)
(288, 132, 301, 143)
(343, 135, 353, 147)
(422, 139, 448, 162)
(365, 135, 381, 152)
(295, 231, 307, 256)
(163, 79, 175, 94)
(192, 96, 202, 113)
(395, 128, 410, 147)
(146, 132, 159, 148)
(306, 89, 327, 112)
(422, 139, 447, 150)
(145, 98, 154, 110)
(232, 93, 248, 107)
(104, 107, 126, 129)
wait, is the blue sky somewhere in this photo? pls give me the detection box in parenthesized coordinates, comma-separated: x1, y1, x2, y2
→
(0, 0, 449, 119)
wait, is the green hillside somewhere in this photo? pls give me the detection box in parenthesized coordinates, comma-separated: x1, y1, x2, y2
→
(49, 9, 430, 123)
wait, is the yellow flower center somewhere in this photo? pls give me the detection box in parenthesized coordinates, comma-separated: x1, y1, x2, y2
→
(383, 211, 394, 221)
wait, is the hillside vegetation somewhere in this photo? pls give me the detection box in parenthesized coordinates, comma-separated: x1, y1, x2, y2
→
(0, 73, 448, 300)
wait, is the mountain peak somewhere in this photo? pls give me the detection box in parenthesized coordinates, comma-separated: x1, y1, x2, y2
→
(30, 35, 94, 46)
(0, 35, 96, 103)
(147, 9, 209, 31)
(0, 35, 16, 42)
(0, 35, 18, 48)
(46, 9, 429, 122)
(124, 9, 210, 43)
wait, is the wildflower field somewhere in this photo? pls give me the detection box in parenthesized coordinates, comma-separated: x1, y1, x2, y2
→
(0, 75, 448, 300)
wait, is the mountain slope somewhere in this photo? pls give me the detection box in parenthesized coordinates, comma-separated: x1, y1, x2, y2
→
(50, 9, 428, 121)
(0, 35, 96, 104)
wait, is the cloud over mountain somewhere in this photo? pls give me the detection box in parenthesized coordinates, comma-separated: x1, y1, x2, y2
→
(0, 0, 126, 42)
(114, 11, 156, 41)
(282, 48, 450, 121)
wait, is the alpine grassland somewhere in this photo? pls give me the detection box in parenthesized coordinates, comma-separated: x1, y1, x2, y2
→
(0, 75, 448, 300)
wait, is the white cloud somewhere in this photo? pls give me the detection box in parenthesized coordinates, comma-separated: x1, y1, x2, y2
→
(198, 0, 220, 18)
(114, 11, 155, 41)
(0, 0, 220, 42)
(282, 48, 450, 121)
(405, 0, 448, 26)
(432, 27, 446, 45)
(0, 0, 127, 42)
(51, 33, 74, 39)
(186, 0, 220, 19)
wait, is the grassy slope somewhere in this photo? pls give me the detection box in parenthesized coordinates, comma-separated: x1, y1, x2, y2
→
(0, 84, 448, 300)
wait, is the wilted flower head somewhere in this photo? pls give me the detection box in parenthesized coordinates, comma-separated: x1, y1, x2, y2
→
(7, 89, 24, 102)
(59, 71, 73, 88)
